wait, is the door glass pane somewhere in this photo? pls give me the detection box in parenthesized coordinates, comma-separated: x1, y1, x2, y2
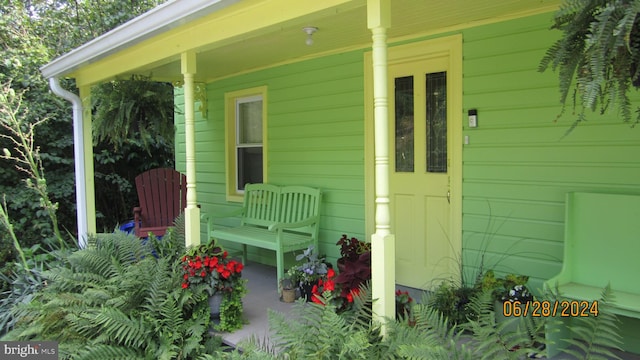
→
(238, 99, 263, 144)
(395, 76, 414, 172)
(426, 72, 447, 173)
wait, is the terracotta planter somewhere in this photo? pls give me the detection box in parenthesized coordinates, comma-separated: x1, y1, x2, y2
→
(209, 293, 224, 319)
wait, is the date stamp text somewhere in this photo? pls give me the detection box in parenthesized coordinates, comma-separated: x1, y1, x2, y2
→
(502, 300, 599, 317)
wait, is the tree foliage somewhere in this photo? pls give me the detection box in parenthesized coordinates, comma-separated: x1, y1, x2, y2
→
(0, 0, 172, 285)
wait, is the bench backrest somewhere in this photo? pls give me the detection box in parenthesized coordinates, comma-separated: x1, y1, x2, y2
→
(241, 184, 321, 237)
(242, 183, 282, 227)
(280, 186, 322, 236)
(564, 192, 640, 293)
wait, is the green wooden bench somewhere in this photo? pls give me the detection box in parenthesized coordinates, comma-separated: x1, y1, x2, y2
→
(544, 192, 640, 355)
(203, 183, 322, 286)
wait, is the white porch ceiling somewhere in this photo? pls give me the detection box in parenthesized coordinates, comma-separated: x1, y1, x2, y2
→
(47, 0, 561, 84)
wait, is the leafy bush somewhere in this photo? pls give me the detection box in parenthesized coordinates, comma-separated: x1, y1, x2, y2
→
(4, 224, 220, 359)
(216, 284, 622, 360)
(428, 280, 480, 327)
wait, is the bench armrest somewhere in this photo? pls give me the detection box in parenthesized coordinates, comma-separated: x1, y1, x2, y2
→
(544, 268, 573, 294)
(268, 217, 318, 231)
(202, 207, 245, 234)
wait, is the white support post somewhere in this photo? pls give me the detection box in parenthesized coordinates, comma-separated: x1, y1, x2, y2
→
(80, 86, 97, 238)
(181, 51, 201, 248)
(368, 0, 395, 335)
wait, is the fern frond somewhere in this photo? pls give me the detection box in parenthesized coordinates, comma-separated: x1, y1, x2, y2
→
(562, 284, 623, 360)
(541, 0, 640, 126)
(90, 307, 152, 348)
(73, 344, 145, 360)
(389, 300, 473, 359)
(463, 290, 547, 360)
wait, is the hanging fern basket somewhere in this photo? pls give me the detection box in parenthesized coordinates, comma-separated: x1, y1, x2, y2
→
(540, 0, 640, 127)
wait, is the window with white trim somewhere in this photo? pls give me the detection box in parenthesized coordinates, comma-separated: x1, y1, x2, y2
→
(225, 87, 266, 200)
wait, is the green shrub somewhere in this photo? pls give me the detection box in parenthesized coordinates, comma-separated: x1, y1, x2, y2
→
(4, 225, 219, 359)
(428, 280, 480, 326)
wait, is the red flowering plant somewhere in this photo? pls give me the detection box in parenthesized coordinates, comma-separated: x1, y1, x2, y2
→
(310, 267, 364, 306)
(180, 239, 245, 297)
(336, 234, 371, 271)
(333, 248, 371, 311)
(310, 265, 366, 308)
(395, 289, 414, 321)
(310, 267, 337, 305)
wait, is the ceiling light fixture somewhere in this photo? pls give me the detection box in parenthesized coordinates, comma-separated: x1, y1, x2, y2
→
(303, 26, 318, 46)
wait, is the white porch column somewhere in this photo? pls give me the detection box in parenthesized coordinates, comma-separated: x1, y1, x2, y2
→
(368, 0, 395, 333)
(80, 86, 97, 238)
(181, 51, 201, 247)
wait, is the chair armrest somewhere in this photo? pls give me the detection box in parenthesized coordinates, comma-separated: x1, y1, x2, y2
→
(133, 207, 142, 230)
(268, 217, 318, 231)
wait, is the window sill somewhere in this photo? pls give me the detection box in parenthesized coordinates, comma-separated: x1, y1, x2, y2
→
(226, 194, 244, 203)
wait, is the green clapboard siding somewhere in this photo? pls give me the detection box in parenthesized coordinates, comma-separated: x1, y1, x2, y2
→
(175, 11, 640, 300)
(461, 12, 640, 293)
(176, 51, 365, 265)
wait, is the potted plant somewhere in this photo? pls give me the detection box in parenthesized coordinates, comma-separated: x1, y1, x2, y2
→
(482, 270, 533, 331)
(336, 234, 371, 272)
(180, 239, 247, 332)
(289, 245, 328, 301)
(482, 270, 533, 304)
(334, 250, 371, 305)
(280, 275, 297, 303)
(395, 289, 415, 325)
(540, 0, 640, 127)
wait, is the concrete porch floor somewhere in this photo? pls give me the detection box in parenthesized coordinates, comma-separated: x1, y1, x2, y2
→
(218, 262, 640, 359)
(216, 261, 295, 348)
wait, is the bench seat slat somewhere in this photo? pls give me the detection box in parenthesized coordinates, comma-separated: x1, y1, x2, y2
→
(211, 226, 314, 252)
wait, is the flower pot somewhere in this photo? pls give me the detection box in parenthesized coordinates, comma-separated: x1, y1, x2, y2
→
(209, 293, 224, 319)
(282, 288, 296, 303)
(299, 281, 316, 302)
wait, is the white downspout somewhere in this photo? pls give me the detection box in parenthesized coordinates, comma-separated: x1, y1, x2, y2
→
(48, 78, 88, 248)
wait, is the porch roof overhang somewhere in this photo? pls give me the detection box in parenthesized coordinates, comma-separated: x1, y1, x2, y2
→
(40, 0, 561, 87)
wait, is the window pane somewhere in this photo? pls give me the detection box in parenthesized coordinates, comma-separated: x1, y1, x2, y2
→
(426, 72, 447, 173)
(237, 147, 263, 190)
(395, 76, 414, 172)
(238, 99, 262, 144)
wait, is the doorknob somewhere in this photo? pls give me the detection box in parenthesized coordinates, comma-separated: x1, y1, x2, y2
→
(447, 190, 450, 204)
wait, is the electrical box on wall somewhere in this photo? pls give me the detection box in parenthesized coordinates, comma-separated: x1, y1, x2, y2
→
(468, 109, 478, 128)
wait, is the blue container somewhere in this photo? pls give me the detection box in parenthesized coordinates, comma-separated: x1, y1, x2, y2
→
(119, 220, 136, 235)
